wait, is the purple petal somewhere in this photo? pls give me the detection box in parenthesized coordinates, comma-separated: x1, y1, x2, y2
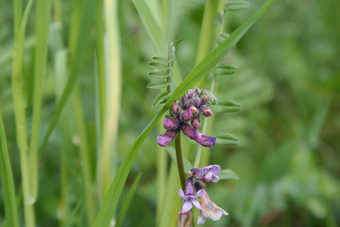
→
(212, 175, 219, 183)
(185, 178, 195, 195)
(157, 130, 178, 147)
(192, 199, 201, 210)
(182, 200, 193, 213)
(163, 117, 179, 130)
(195, 132, 216, 147)
(209, 165, 222, 175)
(181, 123, 198, 140)
(178, 189, 185, 199)
(196, 189, 204, 197)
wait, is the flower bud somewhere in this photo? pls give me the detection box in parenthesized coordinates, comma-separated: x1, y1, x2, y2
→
(199, 106, 212, 117)
(182, 108, 193, 122)
(191, 116, 200, 130)
(163, 117, 180, 130)
(171, 101, 181, 115)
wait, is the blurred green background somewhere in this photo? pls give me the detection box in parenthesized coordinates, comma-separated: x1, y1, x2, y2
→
(0, 0, 339, 226)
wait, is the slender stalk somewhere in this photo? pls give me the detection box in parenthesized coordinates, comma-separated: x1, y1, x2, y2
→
(194, 0, 226, 168)
(11, 0, 35, 226)
(175, 133, 186, 190)
(195, 0, 219, 65)
(72, 86, 95, 222)
(0, 111, 19, 227)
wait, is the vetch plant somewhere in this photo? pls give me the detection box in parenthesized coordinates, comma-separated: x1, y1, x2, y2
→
(157, 88, 232, 225)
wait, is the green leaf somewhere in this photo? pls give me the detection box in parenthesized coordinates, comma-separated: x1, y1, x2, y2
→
(152, 92, 170, 107)
(39, 0, 95, 155)
(219, 169, 239, 180)
(212, 100, 241, 113)
(151, 56, 168, 63)
(216, 33, 230, 44)
(147, 70, 168, 76)
(166, 147, 193, 173)
(147, 61, 168, 69)
(116, 173, 142, 227)
(0, 111, 19, 227)
(147, 81, 168, 89)
(225, 1, 250, 12)
(214, 65, 238, 75)
(93, 1, 274, 226)
(216, 134, 239, 145)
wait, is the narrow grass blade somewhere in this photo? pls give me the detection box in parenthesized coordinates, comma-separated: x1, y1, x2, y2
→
(93, 1, 274, 225)
(39, 0, 95, 155)
(116, 173, 142, 227)
(29, 0, 52, 202)
(132, 0, 164, 54)
(0, 111, 19, 227)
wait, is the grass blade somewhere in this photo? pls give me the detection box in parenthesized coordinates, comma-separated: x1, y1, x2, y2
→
(29, 0, 52, 202)
(132, 0, 164, 54)
(39, 0, 95, 155)
(93, 1, 274, 225)
(116, 173, 143, 227)
(0, 111, 19, 227)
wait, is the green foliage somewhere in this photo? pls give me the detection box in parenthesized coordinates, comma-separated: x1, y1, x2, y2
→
(1, 0, 339, 226)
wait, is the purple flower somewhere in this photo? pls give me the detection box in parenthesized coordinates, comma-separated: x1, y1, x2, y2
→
(190, 165, 221, 184)
(178, 178, 203, 213)
(157, 101, 216, 147)
(195, 182, 228, 224)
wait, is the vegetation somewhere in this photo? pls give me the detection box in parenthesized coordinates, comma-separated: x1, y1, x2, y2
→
(0, 0, 339, 226)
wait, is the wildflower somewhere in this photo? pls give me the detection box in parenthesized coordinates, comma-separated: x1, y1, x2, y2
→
(157, 88, 217, 147)
(195, 182, 228, 224)
(178, 178, 203, 213)
(190, 165, 221, 184)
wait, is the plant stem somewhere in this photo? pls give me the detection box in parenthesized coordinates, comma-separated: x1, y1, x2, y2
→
(175, 132, 186, 190)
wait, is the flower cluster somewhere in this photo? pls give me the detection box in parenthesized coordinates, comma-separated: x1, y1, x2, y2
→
(157, 89, 216, 147)
(178, 165, 228, 225)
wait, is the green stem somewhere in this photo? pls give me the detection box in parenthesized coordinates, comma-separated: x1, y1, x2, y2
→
(195, 0, 219, 65)
(175, 132, 186, 190)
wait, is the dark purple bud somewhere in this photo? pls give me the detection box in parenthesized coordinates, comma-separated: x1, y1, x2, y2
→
(191, 116, 200, 130)
(171, 101, 181, 115)
(200, 95, 210, 105)
(193, 96, 201, 107)
(157, 130, 178, 147)
(163, 117, 180, 130)
(181, 123, 198, 140)
(199, 106, 212, 117)
(195, 88, 201, 94)
(195, 132, 216, 147)
(182, 108, 193, 122)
